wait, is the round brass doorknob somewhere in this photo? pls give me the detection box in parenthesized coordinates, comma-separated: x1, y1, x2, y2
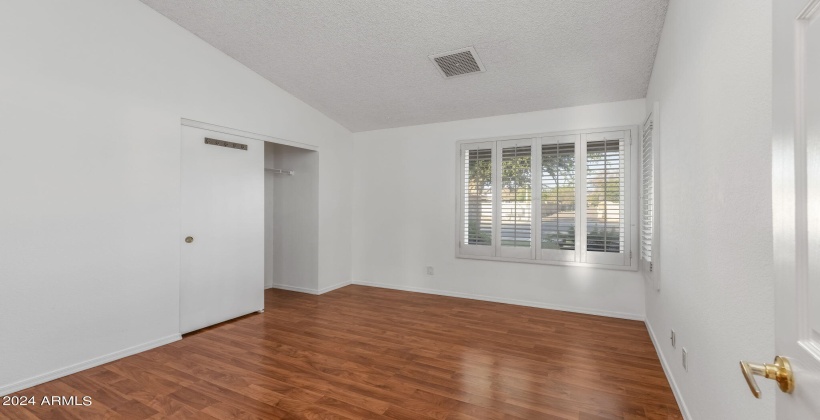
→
(185, 236, 194, 243)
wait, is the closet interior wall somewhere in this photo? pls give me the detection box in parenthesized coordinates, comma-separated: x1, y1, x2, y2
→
(265, 142, 320, 293)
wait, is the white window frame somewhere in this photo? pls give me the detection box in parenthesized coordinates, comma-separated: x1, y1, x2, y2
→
(641, 103, 662, 288)
(455, 125, 640, 271)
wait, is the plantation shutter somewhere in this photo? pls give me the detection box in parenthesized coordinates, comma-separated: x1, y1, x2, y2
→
(457, 127, 635, 269)
(581, 131, 629, 266)
(641, 114, 654, 269)
(496, 138, 534, 259)
(539, 135, 578, 262)
(460, 142, 494, 256)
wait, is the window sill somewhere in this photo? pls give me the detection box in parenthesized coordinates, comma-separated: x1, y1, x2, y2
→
(455, 253, 639, 271)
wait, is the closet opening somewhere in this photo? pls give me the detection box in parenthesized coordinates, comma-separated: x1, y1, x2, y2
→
(264, 142, 319, 293)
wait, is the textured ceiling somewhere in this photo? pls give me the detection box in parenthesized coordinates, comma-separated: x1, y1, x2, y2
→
(140, 0, 668, 132)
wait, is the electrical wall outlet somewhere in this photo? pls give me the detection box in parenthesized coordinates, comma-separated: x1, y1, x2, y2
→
(682, 348, 688, 371)
(426, 266, 434, 275)
(670, 329, 676, 348)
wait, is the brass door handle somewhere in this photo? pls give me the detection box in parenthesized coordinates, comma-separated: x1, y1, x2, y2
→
(739, 356, 794, 398)
(185, 236, 194, 243)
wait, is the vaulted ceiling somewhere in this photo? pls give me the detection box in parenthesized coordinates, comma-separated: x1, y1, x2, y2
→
(140, 0, 668, 132)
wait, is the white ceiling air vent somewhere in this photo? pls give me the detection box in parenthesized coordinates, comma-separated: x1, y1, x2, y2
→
(429, 46, 486, 78)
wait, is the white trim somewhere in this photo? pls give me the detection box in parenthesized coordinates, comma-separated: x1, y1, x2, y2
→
(268, 282, 352, 295)
(456, 253, 638, 271)
(318, 281, 352, 294)
(353, 280, 644, 321)
(0, 334, 181, 397)
(453, 125, 638, 146)
(181, 118, 319, 151)
(268, 284, 321, 295)
(797, 0, 820, 19)
(645, 320, 692, 420)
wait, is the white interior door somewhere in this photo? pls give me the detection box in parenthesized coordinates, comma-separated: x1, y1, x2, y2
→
(180, 125, 264, 334)
(771, 0, 820, 417)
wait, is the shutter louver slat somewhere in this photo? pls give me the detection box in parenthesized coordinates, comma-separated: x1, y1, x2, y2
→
(464, 148, 493, 246)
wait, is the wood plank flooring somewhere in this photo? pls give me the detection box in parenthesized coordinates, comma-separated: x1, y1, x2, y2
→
(1, 285, 682, 419)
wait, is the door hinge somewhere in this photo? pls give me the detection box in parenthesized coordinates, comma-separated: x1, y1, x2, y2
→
(629, 250, 633, 261)
(650, 262, 653, 272)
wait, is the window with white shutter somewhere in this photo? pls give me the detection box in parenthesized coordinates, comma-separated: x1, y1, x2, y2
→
(497, 139, 534, 259)
(582, 132, 628, 266)
(641, 115, 654, 268)
(540, 135, 578, 262)
(459, 142, 494, 256)
(641, 106, 659, 285)
(456, 126, 637, 270)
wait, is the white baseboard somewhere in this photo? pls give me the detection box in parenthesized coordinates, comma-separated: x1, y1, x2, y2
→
(268, 283, 321, 295)
(0, 334, 181, 397)
(352, 281, 644, 321)
(318, 281, 351, 295)
(645, 320, 692, 420)
(269, 281, 352, 295)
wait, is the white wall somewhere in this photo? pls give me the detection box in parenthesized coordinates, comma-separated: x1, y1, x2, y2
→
(643, 1, 773, 419)
(271, 144, 320, 293)
(0, 0, 352, 394)
(351, 99, 647, 319)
